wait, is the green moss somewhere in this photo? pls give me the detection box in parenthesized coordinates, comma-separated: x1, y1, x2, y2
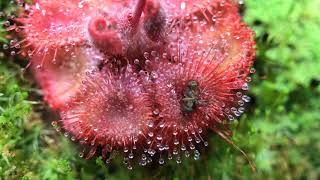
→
(0, 0, 319, 179)
(0, 61, 32, 178)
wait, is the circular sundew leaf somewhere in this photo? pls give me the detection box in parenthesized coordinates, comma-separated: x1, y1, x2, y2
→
(59, 67, 155, 166)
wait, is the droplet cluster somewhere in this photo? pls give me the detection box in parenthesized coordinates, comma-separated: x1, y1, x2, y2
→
(6, 0, 256, 169)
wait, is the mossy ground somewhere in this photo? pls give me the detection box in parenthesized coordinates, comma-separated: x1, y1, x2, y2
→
(0, 0, 320, 179)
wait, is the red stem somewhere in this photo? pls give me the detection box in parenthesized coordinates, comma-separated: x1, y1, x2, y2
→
(130, 0, 146, 31)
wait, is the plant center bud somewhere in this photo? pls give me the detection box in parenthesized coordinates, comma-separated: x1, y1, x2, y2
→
(88, 16, 122, 55)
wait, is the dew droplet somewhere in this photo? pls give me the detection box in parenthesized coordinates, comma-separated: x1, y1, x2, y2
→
(79, 152, 84, 158)
(64, 132, 69, 137)
(78, 1, 84, 8)
(3, 21, 10, 27)
(14, 44, 21, 49)
(3, 44, 8, 50)
(153, 108, 160, 115)
(134, 59, 140, 64)
(181, 144, 186, 151)
(174, 139, 179, 145)
(242, 95, 251, 102)
(228, 114, 235, 121)
(36, 65, 42, 70)
(242, 83, 249, 91)
(156, 157, 164, 165)
(156, 135, 162, 141)
(236, 92, 242, 97)
(141, 154, 147, 160)
(148, 132, 154, 137)
(194, 154, 200, 160)
(148, 149, 156, 156)
(190, 143, 195, 150)
(176, 156, 182, 164)
(143, 52, 149, 59)
(162, 53, 168, 59)
(124, 147, 129, 153)
(204, 141, 209, 146)
(123, 157, 129, 165)
(51, 121, 58, 127)
(139, 160, 147, 166)
(148, 121, 154, 128)
(238, 107, 245, 113)
(106, 159, 111, 164)
(238, 100, 245, 106)
(173, 148, 178, 155)
(185, 150, 190, 157)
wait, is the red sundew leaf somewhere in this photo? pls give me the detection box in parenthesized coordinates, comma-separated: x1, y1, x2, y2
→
(146, 29, 254, 155)
(140, 0, 255, 163)
(31, 47, 101, 109)
(17, 0, 91, 49)
(59, 67, 155, 165)
(13, 0, 129, 60)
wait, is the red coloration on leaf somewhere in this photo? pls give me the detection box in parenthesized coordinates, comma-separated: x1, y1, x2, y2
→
(16, 0, 91, 49)
(11, 0, 256, 168)
(145, 17, 255, 155)
(59, 67, 154, 160)
(31, 47, 100, 109)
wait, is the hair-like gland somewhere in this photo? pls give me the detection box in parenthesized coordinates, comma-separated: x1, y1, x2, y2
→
(59, 67, 155, 167)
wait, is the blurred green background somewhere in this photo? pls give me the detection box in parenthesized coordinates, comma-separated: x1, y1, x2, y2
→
(0, 0, 320, 179)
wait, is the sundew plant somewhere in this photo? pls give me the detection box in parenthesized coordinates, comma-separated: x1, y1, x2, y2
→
(0, 0, 320, 179)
